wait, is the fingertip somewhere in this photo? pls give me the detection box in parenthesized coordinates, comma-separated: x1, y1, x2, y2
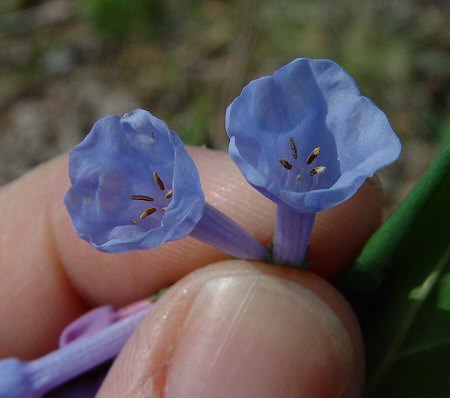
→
(98, 261, 364, 398)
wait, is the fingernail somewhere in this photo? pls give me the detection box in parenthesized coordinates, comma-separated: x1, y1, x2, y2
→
(165, 274, 355, 398)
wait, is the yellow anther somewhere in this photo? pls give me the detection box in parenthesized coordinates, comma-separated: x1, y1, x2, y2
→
(289, 137, 298, 160)
(131, 195, 154, 202)
(140, 207, 157, 219)
(153, 171, 165, 191)
(279, 159, 293, 170)
(309, 166, 326, 176)
(165, 189, 173, 199)
(306, 147, 320, 165)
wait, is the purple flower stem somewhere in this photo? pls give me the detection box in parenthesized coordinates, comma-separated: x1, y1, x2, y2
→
(190, 203, 268, 261)
(0, 306, 150, 398)
(273, 205, 316, 267)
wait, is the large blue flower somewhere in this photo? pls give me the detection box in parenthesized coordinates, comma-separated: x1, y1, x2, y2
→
(226, 58, 401, 266)
(65, 109, 266, 260)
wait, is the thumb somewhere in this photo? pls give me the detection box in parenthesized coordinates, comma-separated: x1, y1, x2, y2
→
(97, 261, 364, 398)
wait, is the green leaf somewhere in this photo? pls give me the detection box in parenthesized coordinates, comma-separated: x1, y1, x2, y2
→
(337, 142, 450, 397)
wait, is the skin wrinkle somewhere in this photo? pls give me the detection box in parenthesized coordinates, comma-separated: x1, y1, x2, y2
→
(128, 285, 200, 397)
(193, 277, 259, 397)
(216, 278, 284, 395)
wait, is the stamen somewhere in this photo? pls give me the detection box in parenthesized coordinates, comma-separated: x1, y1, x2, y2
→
(306, 147, 320, 165)
(165, 189, 173, 199)
(309, 166, 326, 176)
(131, 195, 154, 202)
(161, 207, 167, 212)
(279, 159, 293, 170)
(289, 137, 298, 159)
(150, 131, 155, 140)
(153, 172, 165, 190)
(139, 207, 157, 219)
(296, 174, 303, 183)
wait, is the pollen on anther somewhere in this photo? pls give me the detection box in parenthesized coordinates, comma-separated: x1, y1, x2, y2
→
(279, 159, 293, 170)
(161, 207, 167, 212)
(153, 171, 165, 191)
(289, 137, 298, 160)
(309, 166, 326, 176)
(140, 207, 157, 219)
(131, 195, 154, 202)
(306, 147, 320, 165)
(165, 189, 173, 199)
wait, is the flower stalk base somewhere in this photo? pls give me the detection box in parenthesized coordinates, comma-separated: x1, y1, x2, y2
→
(273, 205, 315, 267)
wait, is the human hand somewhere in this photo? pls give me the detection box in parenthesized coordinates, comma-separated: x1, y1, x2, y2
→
(0, 146, 382, 397)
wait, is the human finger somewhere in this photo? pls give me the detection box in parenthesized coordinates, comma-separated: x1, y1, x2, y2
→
(97, 261, 364, 398)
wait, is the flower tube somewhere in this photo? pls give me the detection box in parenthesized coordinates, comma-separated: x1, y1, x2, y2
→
(0, 306, 149, 398)
(226, 58, 401, 267)
(65, 109, 266, 260)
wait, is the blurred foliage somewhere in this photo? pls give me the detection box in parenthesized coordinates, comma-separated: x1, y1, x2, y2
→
(80, 0, 167, 39)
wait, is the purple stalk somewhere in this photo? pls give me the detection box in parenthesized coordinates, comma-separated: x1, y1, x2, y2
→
(0, 306, 150, 398)
(273, 205, 315, 267)
(190, 203, 268, 261)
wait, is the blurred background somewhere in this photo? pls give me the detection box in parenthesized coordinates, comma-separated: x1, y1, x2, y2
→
(0, 0, 448, 213)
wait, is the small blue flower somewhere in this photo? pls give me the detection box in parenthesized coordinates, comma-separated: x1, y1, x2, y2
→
(65, 109, 266, 260)
(0, 305, 149, 398)
(226, 58, 401, 266)
(65, 109, 205, 253)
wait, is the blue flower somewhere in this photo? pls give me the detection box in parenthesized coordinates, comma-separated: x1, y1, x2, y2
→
(65, 109, 267, 260)
(226, 58, 401, 266)
(65, 109, 204, 252)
